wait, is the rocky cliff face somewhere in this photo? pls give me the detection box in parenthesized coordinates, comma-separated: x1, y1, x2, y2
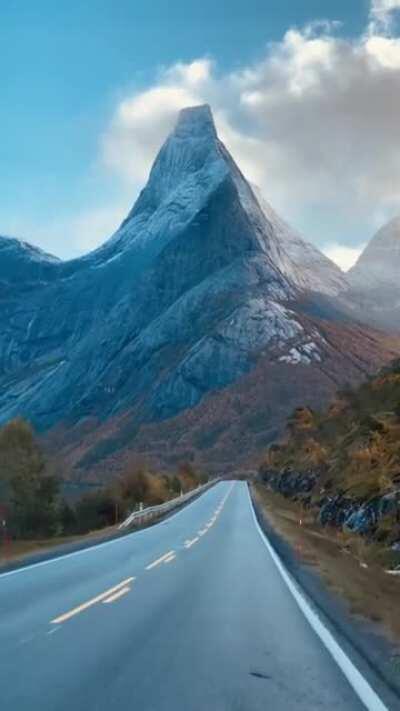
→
(1, 105, 399, 475)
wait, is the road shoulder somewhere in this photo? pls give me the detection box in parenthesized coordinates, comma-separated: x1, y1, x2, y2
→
(250, 481, 400, 708)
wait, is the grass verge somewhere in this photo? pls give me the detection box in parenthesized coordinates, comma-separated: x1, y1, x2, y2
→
(252, 482, 400, 642)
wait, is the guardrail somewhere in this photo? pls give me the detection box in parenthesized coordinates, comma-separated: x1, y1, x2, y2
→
(118, 478, 221, 530)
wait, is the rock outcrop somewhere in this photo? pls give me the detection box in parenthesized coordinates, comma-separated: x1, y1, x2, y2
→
(260, 466, 400, 544)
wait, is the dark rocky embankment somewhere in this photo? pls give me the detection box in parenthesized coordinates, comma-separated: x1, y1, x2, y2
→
(259, 466, 400, 563)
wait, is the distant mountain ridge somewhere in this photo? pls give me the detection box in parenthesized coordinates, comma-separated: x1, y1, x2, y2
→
(0, 235, 60, 284)
(348, 216, 400, 290)
(1, 104, 399, 477)
(341, 216, 400, 331)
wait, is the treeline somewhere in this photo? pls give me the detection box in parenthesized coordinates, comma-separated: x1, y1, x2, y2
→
(0, 418, 208, 540)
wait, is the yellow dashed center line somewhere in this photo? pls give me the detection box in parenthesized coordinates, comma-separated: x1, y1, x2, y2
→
(184, 537, 199, 549)
(51, 577, 135, 624)
(102, 586, 131, 604)
(146, 551, 175, 570)
(163, 553, 176, 564)
(49, 486, 235, 627)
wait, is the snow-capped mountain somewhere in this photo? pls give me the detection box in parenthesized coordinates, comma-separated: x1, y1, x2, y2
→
(1, 105, 398, 475)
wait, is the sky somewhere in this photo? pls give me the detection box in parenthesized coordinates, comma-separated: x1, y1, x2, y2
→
(1, 0, 400, 270)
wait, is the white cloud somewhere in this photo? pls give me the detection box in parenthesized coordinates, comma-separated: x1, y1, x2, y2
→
(11, 1, 400, 259)
(323, 243, 366, 272)
(369, 0, 400, 33)
(100, 6, 400, 255)
(101, 60, 212, 183)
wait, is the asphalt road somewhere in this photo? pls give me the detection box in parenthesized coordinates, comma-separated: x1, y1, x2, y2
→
(0, 481, 376, 710)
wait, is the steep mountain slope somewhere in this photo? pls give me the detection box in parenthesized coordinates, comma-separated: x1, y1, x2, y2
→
(342, 217, 400, 331)
(53, 315, 400, 480)
(253, 188, 347, 296)
(1, 105, 399, 476)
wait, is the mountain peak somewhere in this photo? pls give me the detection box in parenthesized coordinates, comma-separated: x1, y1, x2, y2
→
(174, 104, 217, 139)
(108, 104, 345, 298)
(115, 104, 226, 238)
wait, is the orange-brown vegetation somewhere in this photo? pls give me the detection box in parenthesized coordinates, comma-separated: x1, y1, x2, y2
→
(47, 317, 400, 481)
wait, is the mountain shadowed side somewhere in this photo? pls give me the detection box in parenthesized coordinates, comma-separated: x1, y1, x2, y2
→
(1, 105, 399, 476)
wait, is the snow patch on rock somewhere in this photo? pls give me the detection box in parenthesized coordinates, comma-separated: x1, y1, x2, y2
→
(219, 299, 303, 351)
(279, 338, 322, 365)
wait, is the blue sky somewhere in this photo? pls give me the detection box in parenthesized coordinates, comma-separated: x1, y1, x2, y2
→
(2, 1, 400, 268)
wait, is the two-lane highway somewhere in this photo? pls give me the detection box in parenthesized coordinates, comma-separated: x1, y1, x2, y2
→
(0, 482, 381, 710)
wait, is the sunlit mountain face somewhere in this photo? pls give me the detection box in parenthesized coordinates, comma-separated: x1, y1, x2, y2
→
(1, 106, 399, 476)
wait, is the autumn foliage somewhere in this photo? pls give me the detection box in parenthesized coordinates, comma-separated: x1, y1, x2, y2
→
(261, 358, 400, 500)
(0, 419, 208, 539)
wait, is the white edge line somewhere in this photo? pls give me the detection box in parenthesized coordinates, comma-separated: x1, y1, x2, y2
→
(0, 482, 225, 579)
(246, 484, 388, 711)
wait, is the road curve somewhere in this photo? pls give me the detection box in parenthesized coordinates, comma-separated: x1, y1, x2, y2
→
(0, 481, 373, 710)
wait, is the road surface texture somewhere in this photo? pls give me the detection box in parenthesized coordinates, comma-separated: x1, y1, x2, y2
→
(0, 481, 386, 710)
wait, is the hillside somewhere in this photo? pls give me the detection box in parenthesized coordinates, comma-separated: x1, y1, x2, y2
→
(259, 358, 400, 563)
(50, 314, 400, 481)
